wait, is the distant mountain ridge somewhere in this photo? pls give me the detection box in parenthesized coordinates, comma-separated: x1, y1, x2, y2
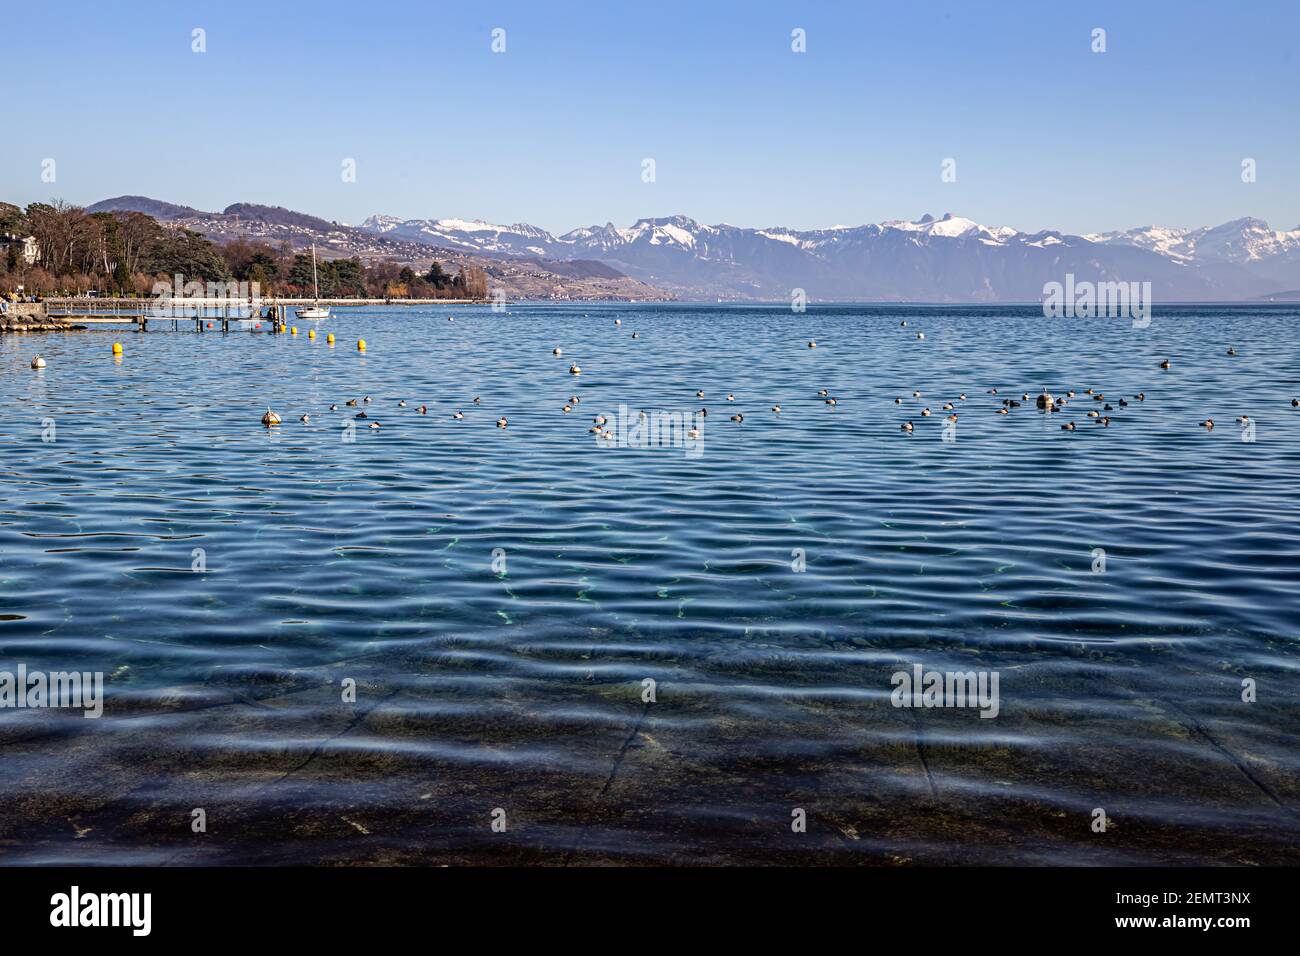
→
(359, 209, 1300, 301)
(84, 196, 1300, 301)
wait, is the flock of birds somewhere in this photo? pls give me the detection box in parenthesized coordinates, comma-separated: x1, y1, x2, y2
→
(253, 318, 1300, 437)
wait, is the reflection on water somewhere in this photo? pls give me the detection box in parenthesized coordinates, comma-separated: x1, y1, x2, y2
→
(1, 303, 1298, 864)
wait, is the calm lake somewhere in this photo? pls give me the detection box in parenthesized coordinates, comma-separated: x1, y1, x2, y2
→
(2, 302, 1298, 864)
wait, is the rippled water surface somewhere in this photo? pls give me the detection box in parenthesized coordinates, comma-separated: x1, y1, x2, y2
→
(2, 303, 1298, 864)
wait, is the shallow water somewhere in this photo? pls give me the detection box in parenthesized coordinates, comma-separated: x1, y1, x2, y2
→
(2, 302, 1298, 865)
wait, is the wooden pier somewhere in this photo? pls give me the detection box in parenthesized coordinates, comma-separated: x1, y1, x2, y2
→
(41, 299, 291, 333)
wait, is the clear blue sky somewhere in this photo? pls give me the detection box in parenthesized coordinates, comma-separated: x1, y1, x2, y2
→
(6, 0, 1298, 235)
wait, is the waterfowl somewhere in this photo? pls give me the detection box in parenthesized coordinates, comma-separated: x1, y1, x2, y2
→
(1066, 391, 1076, 398)
(329, 404, 338, 411)
(1036, 389, 1055, 410)
(614, 318, 622, 325)
(594, 415, 608, 426)
(569, 364, 581, 374)
(901, 421, 914, 432)
(1227, 347, 1237, 356)
(913, 390, 922, 398)
(418, 405, 427, 415)
(1103, 404, 1113, 411)
(368, 421, 381, 429)
(563, 405, 572, 413)
(1118, 399, 1128, 407)
(1136, 393, 1146, 401)
(819, 389, 829, 397)
(958, 393, 967, 401)
(894, 397, 903, 404)
(1061, 422, 1075, 431)
(826, 398, 838, 407)
(947, 413, 958, 423)
(1008, 400, 1021, 408)
(364, 395, 373, 403)
(997, 407, 1009, 415)
(900, 321, 907, 327)
(1101, 417, 1111, 427)
(398, 400, 407, 407)
(453, 411, 464, 420)
(730, 413, 743, 422)
(553, 347, 562, 356)
(569, 395, 580, 405)
(772, 405, 781, 413)
(589, 425, 602, 434)
(1237, 415, 1250, 425)
(727, 393, 735, 401)
(699, 408, 708, 417)
(1087, 410, 1099, 418)
(1022, 392, 1030, 401)
(632, 332, 640, 339)
(30, 356, 45, 369)
(696, 390, 705, 398)
(346, 399, 359, 407)
(300, 414, 310, 423)
(497, 417, 508, 428)
(261, 408, 282, 427)
(1200, 419, 1214, 429)
(808, 341, 817, 348)
(943, 402, 954, 410)
(1159, 359, 1171, 369)
(921, 407, 931, 416)
(1292, 399, 1299, 407)
(988, 388, 998, 395)
(355, 411, 368, 419)
(916, 332, 925, 340)
(1085, 388, 1094, 395)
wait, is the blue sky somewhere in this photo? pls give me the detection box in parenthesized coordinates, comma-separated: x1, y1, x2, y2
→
(5, 0, 1298, 235)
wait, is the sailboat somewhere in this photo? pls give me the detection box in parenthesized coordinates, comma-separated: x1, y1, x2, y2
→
(296, 244, 331, 320)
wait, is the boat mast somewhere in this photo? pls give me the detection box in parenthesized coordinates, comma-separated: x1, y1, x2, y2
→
(311, 244, 320, 304)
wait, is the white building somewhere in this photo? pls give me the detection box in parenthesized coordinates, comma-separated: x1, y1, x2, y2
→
(1, 235, 40, 265)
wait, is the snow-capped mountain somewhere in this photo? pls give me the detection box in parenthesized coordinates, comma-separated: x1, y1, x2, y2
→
(356, 210, 1300, 301)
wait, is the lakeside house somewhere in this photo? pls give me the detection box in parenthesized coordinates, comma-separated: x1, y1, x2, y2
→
(1, 234, 39, 265)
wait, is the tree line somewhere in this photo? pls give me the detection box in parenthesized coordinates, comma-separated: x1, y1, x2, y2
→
(0, 200, 489, 299)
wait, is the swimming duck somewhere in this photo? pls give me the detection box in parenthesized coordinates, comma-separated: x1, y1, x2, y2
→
(614, 318, 621, 325)
(1159, 359, 1171, 369)
(329, 404, 338, 411)
(958, 393, 967, 401)
(699, 408, 708, 417)
(1036, 390, 1055, 410)
(727, 393, 735, 401)
(808, 341, 817, 348)
(988, 388, 998, 395)
(569, 364, 581, 374)
(1227, 347, 1236, 356)
(916, 332, 925, 340)
(453, 411, 464, 420)
(687, 426, 701, 439)
(1118, 399, 1128, 408)
(1085, 388, 1094, 395)
(921, 407, 931, 416)
(1292, 399, 1299, 407)
(1103, 404, 1113, 411)
(355, 411, 368, 419)
(553, 347, 562, 356)
(369, 421, 381, 429)
(30, 356, 45, 369)
(697, 390, 705, 398)
(819, 389, 829, 397)
(418, 405, 427, 415)
(300, 414, 310, 423)
(569, 396, 580, 405)
(563, 405, 572, 413)
(947, 413, 958, 423)
(772, 405, 781, 413)
(1101, 417, 1111, 427)
(730, 413, 743, 422)
(943, 402, 954, 410)
(1237, 415, 1250, 425)
(589, 425, 602, 434)
(1136, 393, 1146, 401)
(1087, 410, 1099, 418)
(473, 397, 482, 404)
(346, 399, 358, 407)
(632, 332, 640, 339)
(900, 321, 907, 327)
(1066, 391, 1076, 398)
(398, 400, 407, 407)
(364, 395, 372, 403)
(262, 408, 282, 427)
(997, 407, 1009, 415)
(497, 418, 508, 428)
(894, 397, 903, 404)
(913, 390, 922, 398)
(826, 398, 838, 406)
(901, 421, 914, 432)
(1061, 422, 1075, 431)
(1200, 419, 1214, 429)
(1022, 392, 1030, 401)
(594, 415, 608, 425)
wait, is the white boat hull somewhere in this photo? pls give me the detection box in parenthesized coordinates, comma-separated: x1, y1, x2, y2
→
(296, 307, 330, 319)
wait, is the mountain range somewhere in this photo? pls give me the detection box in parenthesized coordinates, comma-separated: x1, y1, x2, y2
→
(86, 196, 1300, 301)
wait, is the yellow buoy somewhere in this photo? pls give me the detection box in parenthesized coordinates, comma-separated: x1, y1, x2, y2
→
(327, 333, 335, 345)
(112, 342, 123, 355)
(291, 326, 298, 336)
(308, 329, 316, 340)
(278, 324, 287, 334)
(357, 338, 367, 351)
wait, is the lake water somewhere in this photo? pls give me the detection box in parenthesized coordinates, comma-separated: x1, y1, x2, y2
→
(2, 302, 1298, 864)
